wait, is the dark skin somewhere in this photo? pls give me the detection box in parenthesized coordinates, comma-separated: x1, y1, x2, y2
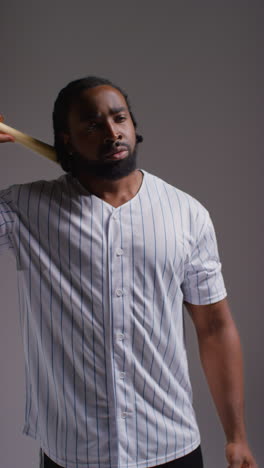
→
(61, 85, 143, 208)
(185, 298, 257, 467)
(0, 88, 258, 467)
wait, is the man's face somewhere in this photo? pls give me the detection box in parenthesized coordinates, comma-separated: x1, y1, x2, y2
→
(62, 85, 138, 180)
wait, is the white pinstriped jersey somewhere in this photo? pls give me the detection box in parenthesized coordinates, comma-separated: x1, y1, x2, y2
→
(0, 169, 227, 468)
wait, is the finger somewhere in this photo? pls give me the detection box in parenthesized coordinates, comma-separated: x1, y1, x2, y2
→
(229, 457, 253, 468)
(227, 456, 243, 468)
(0, 133, 15, 142)
(0, 116, 15, 141)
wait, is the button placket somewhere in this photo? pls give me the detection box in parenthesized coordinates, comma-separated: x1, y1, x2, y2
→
(108, 208, 134, 427)
(116, 288, 124, 297)
(117, 333, 125, 341)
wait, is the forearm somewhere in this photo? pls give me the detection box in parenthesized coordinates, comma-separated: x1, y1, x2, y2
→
(198, 320, 247, 443)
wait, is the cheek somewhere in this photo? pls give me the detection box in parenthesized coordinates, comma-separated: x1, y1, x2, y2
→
(71, 132, 100, 153)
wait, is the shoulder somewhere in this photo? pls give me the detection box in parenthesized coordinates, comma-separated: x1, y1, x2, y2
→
(142, 169, 209, 227)
(0, 174, 69, 209)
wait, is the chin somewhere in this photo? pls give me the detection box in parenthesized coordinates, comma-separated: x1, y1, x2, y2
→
(74, 149, 138, 180)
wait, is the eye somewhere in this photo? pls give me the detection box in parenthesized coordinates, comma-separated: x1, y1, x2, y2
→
(115, 115, 127, 123)
(84, 122, 98, 133)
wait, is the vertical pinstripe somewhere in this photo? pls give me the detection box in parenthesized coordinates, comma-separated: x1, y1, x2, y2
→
(67, 183, 79, 464)
(26, 184, 33, 427)
(0, 169, 227, 468)
(175, 190, 187, 453)
(79, 193, 88, 468)
(57, 188, 69, 460)
(119, 208, 130, 468)
(35, 182, 45, 438)
(129, 201, 138, 463)
(47, 185, 60, 456)
(100, 201, 112, 465)
(137, 193, 149, 464)
(90, 197, 101, 466)
(144, 181, 159, 465)
(17, 184, 30, 432)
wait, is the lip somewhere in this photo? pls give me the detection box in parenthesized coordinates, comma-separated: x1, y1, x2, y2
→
(104, 147, 129, 160)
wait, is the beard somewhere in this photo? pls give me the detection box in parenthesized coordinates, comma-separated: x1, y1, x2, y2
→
(71, 144, 139, 181)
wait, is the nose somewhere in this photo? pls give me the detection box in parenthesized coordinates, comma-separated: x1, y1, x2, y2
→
(103, 121, 122, 144)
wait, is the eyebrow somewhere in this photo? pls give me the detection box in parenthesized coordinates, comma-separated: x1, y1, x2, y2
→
(79, 107, 128, 121)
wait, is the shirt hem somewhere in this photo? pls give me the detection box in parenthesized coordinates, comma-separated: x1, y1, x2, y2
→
(128, 439, 201, 468)
(22, 425, 201, 468)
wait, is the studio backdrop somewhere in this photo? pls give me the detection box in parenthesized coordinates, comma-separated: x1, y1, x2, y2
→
(0, 2, 262, 467)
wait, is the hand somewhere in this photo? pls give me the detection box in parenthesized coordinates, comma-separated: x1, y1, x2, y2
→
(225, 441, 258, 467)
(0, 115, 15, 142)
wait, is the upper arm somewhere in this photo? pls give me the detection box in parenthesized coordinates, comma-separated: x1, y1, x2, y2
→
(184, 297, 235, 339)
(181, 208, 227, 306)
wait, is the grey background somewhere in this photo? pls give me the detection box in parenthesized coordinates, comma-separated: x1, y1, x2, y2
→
(0, 1, 263, 467)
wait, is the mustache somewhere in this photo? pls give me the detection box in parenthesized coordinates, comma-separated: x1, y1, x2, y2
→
(101, 141, 130, 154)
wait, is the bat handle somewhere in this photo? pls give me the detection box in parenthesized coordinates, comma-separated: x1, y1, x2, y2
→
(0, 121, 57, 163)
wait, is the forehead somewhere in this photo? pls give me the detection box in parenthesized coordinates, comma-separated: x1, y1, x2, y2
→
(70, 85, 128, 116)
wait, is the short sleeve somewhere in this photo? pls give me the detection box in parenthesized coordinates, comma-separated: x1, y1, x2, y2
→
(0, 187, 16, 254)
(182, 210, 227, 305)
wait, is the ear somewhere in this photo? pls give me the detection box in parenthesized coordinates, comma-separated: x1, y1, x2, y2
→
(60, 131, 70, 146)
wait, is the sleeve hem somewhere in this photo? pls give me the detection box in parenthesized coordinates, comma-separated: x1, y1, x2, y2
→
(183, 290, 228, 306)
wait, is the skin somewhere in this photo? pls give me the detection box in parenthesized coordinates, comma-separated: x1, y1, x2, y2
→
(0, 115, 15, 142)
(185, 298, 258, 467)
(0, 89, 258, 466)
(61, 85, 143, 208)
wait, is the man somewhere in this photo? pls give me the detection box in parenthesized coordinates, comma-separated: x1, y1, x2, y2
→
(0, 76, 258, 468)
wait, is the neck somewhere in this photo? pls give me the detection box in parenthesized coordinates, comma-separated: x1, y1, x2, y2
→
(75, 169, 143, 206)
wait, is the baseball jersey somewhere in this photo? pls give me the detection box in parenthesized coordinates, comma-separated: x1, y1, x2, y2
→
(0, 169, 227, 468)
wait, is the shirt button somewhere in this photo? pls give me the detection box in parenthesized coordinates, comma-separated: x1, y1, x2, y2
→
(116, 288, 124, 297)
(112, 214, 118, 220)
(120, 372, 126, 379)
(116, 248, 124, 256)
(121, 412, 128, 419)
(117, 333, 125, 341)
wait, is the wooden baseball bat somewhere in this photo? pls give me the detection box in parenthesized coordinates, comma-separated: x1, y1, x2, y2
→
(0, 121, 57, 163)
